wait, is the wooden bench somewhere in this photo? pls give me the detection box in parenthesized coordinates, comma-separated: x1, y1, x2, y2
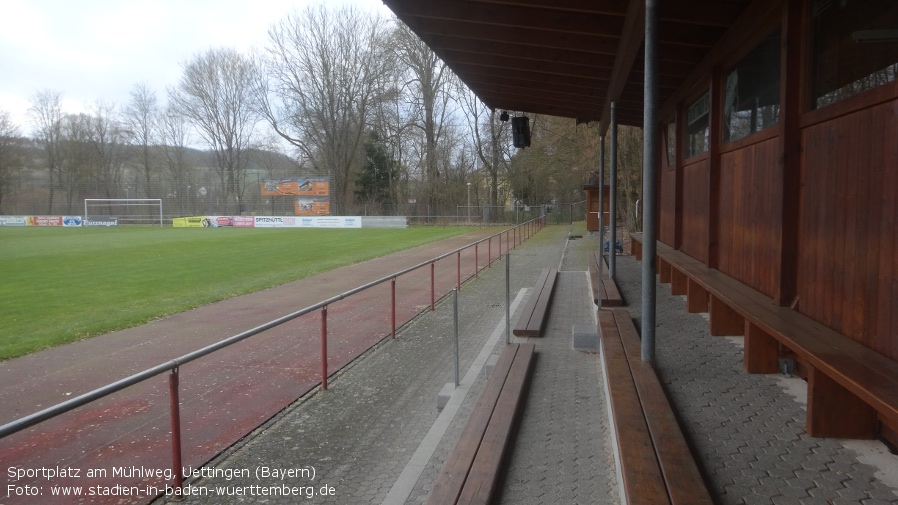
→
(426, 343, 535, 505)
(512, 268, 557, 337)
(599, 308, 712, 505)
(588, 250, 624, 307)
(631, 232, 898, 439)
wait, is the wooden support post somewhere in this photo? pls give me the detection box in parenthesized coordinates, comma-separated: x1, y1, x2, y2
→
(744, 321, 780, 374)
(632, 239, 642, 261)
(807, 367, 876, 439)
(709, 296, 743, 336)
(658, 258, 671, 284)
(670, 267, 687, 296)
(686, 278, 709, 313)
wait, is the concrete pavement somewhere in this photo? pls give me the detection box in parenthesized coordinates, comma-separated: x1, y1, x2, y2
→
(128, 224, 898, 504)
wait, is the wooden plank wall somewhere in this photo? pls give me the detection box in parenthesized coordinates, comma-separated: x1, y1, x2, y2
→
(798, 100, 898, 361)
(717, 138, 781, 299)
(660, 167, 677, 246)
(681, 160, 710, 264)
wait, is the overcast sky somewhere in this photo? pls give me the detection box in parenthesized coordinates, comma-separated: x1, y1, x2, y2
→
(0, 0, 392, 131)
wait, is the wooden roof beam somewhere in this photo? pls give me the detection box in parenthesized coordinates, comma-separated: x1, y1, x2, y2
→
(391, 0, 625, 36)
(408, 18, 620, 55)
(600, 0, 645, 132)
(439, 50, 613, 79)
(423, 35, 618, 68)
(468, 0, 630, 16)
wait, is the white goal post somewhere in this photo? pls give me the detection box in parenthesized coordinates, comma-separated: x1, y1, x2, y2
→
(84, 199, 164, 227)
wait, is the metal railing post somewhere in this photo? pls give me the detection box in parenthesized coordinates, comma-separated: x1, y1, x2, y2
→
(391, 278, 396, 339)
(475, 244, 479, 278)
(168, 368, 184, 491)
(457, 251, 461, 290)
(505, 253, 511, 344)
(430, 262, 435, 311)
(453, 288, 460, 387)
(321, 306, 328, 390)
(488, 237, 492, 267)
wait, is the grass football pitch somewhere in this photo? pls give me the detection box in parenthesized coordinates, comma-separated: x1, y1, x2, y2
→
(0, 226, 474, 360)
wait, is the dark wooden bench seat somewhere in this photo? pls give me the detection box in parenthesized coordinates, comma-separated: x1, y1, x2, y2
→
(599, 308, 712, 505)
(426, 343, 535, 505)
(588, 250, 624, 307)
(512, 268, 557, 337)
(631, 232, 898, 439)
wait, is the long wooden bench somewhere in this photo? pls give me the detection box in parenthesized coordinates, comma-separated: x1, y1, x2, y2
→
(426, 343, 535, 505)
(631, 232, 898, 439)
(512, 268, 557, 337)
(599, 308, 712, 505)
(588, 250, 624, 307)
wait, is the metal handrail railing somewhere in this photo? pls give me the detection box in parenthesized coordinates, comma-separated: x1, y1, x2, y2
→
(0, 216, 546, 492)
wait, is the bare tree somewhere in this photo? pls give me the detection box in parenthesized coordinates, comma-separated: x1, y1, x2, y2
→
(459, 87, 511, 211)
(0, 111, 25, 212)
(171, 47, 262, 214)
(28, 90, 64, 213)
(85, 102, 130, 204)
(58, 112, 93, 212)
(123, 83, 159, 199)
(260, 5, 394, 212)
(158, 105, 194, 214)
(392, 23, 458, 208)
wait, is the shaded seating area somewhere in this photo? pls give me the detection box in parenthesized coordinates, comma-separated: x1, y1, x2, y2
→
(599, 308, 713, 505)
(512, 268, 557, 337)
(632, 233, 898, 440)
(588, 250, 624, 307)
(426, 343, 535, 505)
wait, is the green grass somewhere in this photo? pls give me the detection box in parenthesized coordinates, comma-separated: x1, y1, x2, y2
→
(0, 226, 474, 360)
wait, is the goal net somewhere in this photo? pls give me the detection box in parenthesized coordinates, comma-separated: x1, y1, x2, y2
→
(83, 199, 164, 227)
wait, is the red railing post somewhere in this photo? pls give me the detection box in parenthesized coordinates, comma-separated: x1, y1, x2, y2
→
(475, 244, 479, 278)
(168, 368, 184, 491)
(391, 278, 396, 339)
(321, 306, 328, 390)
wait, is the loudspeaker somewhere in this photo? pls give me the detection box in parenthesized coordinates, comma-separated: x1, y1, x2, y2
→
(512, 116, 531, 148)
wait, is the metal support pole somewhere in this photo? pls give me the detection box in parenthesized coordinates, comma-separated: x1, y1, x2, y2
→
(457, 251, 461, 290)
(610, 101, 619, 279)
(321, 306, 329, 389)
(475, 244, 479, 278)
(599, 135, 606, 309)
(168, 368, 184, 491)
(391, 278, 396, 339)
(453, 288, 460, 387)
(642, 0, 659, 363)
(430, 263, 435, 311)
(505, 253, 511, 344)
(488, 237, 492, 267)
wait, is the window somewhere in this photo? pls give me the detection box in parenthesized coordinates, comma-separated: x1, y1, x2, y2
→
(685, 92, 709, 158)
(723, 30, 781, 143)
(665, 121, 677, 166)
(813, 0, 898, 108)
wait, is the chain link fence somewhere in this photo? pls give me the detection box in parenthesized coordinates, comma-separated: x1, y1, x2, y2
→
(3, 169, 588, 226)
